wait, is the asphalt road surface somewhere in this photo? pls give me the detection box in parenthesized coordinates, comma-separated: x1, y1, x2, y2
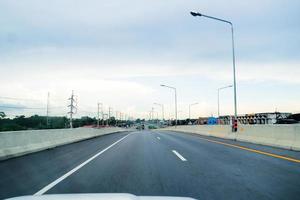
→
(1, 130, 300, 200)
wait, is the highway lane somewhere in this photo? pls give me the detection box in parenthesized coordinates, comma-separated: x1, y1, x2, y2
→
(1, 130, 300, 199)
(0, 131, 130, 199)
(154, 131, 300, 199)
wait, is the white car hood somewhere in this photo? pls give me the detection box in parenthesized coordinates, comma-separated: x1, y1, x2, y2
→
(6, 193, 197, 200)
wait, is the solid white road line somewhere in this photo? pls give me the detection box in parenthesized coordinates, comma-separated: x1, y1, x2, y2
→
(34, 133, 133, 195)
(157, 137, 161, 140)
(172, 150, 187, 161)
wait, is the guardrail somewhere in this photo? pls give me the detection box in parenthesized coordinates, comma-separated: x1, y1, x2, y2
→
(0, 127, 128, 160)
(160, 124, 300, 151)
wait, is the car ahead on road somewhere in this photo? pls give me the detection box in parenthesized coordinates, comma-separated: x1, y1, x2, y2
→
(6, 194, 196, 200)
(275, 118, 299, 124)
(136, 124, 145, 130)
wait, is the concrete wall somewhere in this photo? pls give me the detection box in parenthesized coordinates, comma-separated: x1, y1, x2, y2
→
(161, 124, 300, 151)
(0, 127, 128, 160)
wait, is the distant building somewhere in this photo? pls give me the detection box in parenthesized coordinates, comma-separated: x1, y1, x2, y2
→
(219, 112, 292, 125)
(196, 117, 209, 125)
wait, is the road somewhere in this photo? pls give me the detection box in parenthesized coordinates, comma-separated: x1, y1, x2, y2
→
(1, 130, 300, 199)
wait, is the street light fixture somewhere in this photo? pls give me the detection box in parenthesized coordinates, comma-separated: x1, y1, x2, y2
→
(189, 102, 199, 120)
(154, 103, 164, 121)
(190, 11, 238, 128)
(218, 85, 233, 117)
(160, 84, 177, 127)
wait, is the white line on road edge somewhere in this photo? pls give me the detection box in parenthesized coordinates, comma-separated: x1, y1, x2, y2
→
(172, 150, 187, 161)
(34, 133, 133, 195)
(157, 137, 161, 140)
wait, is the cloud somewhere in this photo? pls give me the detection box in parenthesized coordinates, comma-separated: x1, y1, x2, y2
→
(0, 0, 299, 118)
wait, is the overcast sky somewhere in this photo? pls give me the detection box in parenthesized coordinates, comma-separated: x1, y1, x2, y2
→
(0, 0, 299, 119)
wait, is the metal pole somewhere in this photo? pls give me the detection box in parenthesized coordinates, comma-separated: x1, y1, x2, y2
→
(156, 111, 159, 127)
(151, 107, 154, 122)
(101, 103, 104, 126)
(69, 90, 74, 129)
(162, 104, 164, 120)
(190, 11, 238, 129)
(160, 84, 177, 128)
(70, 91, 73, 128)
(46, 92, 50, 127)
(217, 85, 232, 118)
(231, 25, 238, 120)
(218, 89, 220, 118)
(108, 107, 112, 126)
(116, 111, 118, 127)
(154, 103, 164, 121)
(97, 103, 100, 127)
(188, 102, 199, 121)
(175, 88, 177, 128)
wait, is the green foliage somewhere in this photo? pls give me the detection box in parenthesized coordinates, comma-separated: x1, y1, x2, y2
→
(108, 117, 116, 126)
(0, 112, 6, 119)
(72, 116, 97, 128)
(0, 114, 94, 132)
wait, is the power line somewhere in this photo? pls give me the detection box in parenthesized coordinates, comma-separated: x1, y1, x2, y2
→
(0, 96, 41, 101)
(0, 105, 45, 110)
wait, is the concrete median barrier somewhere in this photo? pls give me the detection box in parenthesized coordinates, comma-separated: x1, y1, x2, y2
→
(159, 124, 300, 151)
(0, 127, 129, 160)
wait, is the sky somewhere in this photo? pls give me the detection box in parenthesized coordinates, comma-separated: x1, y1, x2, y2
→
(0, 0, 299, 119)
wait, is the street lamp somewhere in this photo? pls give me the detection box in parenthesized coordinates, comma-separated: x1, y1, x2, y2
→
(190, 11, 238, 124)
(189, 102, 199, 119)
(154, 103, 164, 121)
(218, 85, 233, 117)
(160, 84, 177, 127)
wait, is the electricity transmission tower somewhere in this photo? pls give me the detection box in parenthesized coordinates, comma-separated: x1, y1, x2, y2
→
(68, 90, 77, 128)
(97, 102, 103, 127)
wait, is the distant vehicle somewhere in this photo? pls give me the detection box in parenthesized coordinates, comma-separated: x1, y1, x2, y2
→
(288, 113, 300, 122)
(135, 124, 145, 130)
(207, 117, 217, 125)
(275, 119, 299, 124)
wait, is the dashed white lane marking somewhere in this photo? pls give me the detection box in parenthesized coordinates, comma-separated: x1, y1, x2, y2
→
(172, 150, 187, 161)
(34, 133, 133, 195)
(157, 137, 161, 140)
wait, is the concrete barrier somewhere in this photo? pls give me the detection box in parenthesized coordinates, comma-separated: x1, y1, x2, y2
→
(0, 127, 129, 160)
(160, 124, 300, 151)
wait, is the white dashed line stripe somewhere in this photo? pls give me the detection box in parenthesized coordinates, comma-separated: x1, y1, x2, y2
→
(157, 137, 161, 140)
(172, 150, 187, 161)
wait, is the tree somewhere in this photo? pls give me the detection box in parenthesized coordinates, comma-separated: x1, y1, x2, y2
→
(0, 112, 6, 119)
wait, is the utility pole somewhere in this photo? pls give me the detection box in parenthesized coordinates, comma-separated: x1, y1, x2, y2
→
(97, 102, 100, 127)
(156, 111, 159, 127)
(108, 107, 112, 126)
(154, 103, 164, 121)
(217, 85, 233, 118)
(189, 102, 199, 120)
(160, 84, 177, 128)
(151, 107, 154, 122)
(190, 11, 238, 131)
(103, 113, 108, 126)
(46, 92, 50, 128)
(68, 90, 77, 128)
(100, 103, 104, 126)
(115, 111, 118, 127)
